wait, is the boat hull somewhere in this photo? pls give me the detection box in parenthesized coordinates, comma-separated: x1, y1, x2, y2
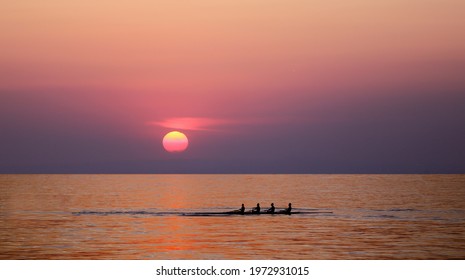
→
(182, 211, 332, 216)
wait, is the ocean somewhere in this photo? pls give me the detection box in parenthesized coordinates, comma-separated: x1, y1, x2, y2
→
(0, 174, 464, 259)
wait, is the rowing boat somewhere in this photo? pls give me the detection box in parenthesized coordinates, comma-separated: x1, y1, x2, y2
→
(182, 211, 332, 216)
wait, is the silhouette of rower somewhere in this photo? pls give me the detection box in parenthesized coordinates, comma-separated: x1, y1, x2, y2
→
(267, 203, 275, 213)
(252, 203, 260, 213)
(239, 203, 245, 214)
(284, 203, 292, 214)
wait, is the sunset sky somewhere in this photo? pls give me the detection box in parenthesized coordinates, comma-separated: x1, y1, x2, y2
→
(1, 0, 465, 173)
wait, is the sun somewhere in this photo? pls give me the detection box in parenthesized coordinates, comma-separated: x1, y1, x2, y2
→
(162, 131, 189, 153)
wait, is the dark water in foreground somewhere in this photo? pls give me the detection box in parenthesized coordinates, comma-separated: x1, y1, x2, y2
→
(0, 175, 464, 259)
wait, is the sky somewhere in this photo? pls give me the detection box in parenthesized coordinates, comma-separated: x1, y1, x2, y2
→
(1, 0, 465, 173)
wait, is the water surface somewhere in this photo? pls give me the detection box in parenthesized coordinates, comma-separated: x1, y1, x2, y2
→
(1, 175, 464, 259)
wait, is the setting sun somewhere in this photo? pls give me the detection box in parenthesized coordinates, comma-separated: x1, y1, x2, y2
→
(162, 131, 189, 153)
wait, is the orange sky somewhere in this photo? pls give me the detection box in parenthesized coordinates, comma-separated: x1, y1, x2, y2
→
(2, 0, 464, 92)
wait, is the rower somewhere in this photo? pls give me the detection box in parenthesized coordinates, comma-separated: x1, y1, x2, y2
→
(285, 203, 292, 214)
(252, 203, 260, 214)
(267, 203, 275, 213)
(240, 204, 245, 214)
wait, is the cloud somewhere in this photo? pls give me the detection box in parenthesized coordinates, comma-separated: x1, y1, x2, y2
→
(147, 116, 298, 133)
(147, 117, 238, 131)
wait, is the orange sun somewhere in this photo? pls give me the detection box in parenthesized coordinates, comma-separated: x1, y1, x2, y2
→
(162, 131, 189, 153)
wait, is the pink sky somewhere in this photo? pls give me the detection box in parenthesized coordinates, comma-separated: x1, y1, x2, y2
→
(1, 1, 465, 172)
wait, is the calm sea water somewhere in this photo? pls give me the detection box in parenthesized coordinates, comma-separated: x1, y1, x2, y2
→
(0, 174, 464, 259)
